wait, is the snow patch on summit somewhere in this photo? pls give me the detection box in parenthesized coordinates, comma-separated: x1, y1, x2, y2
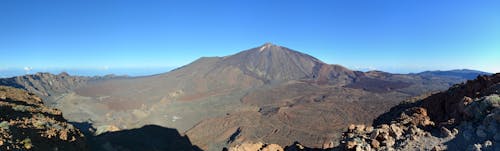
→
(259, 45, 268, 52)
(259, 43, 274, 52)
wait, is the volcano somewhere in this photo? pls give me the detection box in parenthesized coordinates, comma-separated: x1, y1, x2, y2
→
(0, 43, 489, 150)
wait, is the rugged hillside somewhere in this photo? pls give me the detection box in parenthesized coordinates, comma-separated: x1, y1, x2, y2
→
(185, 67, 486, 150)
(229, 73, 499, 151)
(186, 82, 408, 150)
(0, 72, 90, 98)
(0, 86, 87, 150)
(0, 43, 490, 151)
(338, 73, 500, 151)
(0, 72, 125, 107)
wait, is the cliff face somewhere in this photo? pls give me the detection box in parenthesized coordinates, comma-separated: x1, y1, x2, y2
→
(0, 72, 90, 98)
(0, 86, 87, 150)
(0, 72, 124, 99)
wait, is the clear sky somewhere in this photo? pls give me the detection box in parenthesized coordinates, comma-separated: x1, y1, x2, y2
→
(1, 0, 499, 76)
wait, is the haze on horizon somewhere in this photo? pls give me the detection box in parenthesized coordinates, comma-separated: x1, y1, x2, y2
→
(1, 0, 499, 77)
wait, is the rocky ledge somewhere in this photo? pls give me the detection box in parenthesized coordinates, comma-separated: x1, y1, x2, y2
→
(0, 86, 87, 150)
(340, 73, 500, 151)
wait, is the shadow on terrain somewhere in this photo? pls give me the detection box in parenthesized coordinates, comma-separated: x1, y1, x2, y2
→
(372, 100, 422, 126)
(70, 121, 95, 136)
(346, 77, 411, 93)
(0, 78, 26, 90)
(71, 122, 203, 151)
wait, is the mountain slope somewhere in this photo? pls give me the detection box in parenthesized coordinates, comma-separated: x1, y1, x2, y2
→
(220, 43, 358, 84)
(220, 43, 324, 82)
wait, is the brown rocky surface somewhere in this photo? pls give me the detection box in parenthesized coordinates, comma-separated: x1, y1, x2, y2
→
(338, 73, 500, 151)
(420, 73, 500, 124)
(227, 142, 328, 151)
(231, 73, 499, 151)
(227, 142, 283, 151)
(0, 86, 87, 150)
(187, 81, 410, 150)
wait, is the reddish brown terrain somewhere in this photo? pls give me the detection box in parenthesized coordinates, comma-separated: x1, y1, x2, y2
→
(230, 74, 500, 151)
(0, 43, 490, 150)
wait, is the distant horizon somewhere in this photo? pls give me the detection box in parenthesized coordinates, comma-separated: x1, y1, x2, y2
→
(0, 42, 498, 77)
(0, 66, 493, 78)
(1, 0, 499, 74)
(0, 52, 494, 78)
(0, 66, 175, 78)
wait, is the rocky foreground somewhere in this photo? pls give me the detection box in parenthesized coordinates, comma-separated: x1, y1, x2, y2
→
(229, 73, 500, 151)
(0, 86, 87, 150)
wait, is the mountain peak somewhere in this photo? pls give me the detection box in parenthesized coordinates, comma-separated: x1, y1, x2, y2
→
(211, 43, 358, 83)
(262, 42, 276, 47)
(258, 42, 281, 52)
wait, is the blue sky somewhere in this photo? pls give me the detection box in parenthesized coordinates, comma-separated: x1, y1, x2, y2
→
(1, 0, 499, 76)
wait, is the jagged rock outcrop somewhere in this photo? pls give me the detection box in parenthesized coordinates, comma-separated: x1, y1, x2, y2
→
(0, 86, 87, 150)
(0, 72, 124, 99)
(0, 72, 90, 98)
(339, 73, 500, 151)
(420, 73, 500, 124)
